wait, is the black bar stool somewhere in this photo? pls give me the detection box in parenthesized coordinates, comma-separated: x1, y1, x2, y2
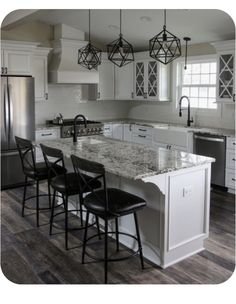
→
(15, 136, 65, 227)
(40, 144, 101, 250)
(71, 154, 147, 284)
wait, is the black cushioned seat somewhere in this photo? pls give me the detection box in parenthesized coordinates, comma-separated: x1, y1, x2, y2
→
(51, 172, 101, 195)
(84, 188, 146, 218)
(24, 162, 66, 180)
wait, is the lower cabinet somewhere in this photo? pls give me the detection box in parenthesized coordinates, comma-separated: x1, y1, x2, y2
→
(225, 137, 236, 193)
(123, 124, 134, 142)
(35, 128, 60, 162)
(112, 124, 123, 140)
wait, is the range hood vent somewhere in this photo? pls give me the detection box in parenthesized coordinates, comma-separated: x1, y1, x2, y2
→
(49, 38, 99, 84)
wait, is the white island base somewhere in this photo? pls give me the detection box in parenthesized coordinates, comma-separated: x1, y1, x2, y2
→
(66, 161, 211, 269)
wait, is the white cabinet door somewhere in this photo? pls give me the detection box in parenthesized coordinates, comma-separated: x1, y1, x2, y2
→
(3, 50, 32, 75)
(98, 61, 114, 100)
(35, 128, 60, 162)
(32, 55, 48, 102)
(114, 63, 134, 100)
(112, 124, 123, 140)
(123, 124, 134, 142)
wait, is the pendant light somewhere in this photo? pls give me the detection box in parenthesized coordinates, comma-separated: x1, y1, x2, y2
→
(107, 10, 134, 67)
(78, 10, 102, 70)
(149, 10, 181, 65)
(183, 37, 191, 69)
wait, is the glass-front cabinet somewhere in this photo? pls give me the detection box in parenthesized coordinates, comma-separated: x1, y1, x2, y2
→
(134, 59, 170, 101)
(211, 40, 235, 103)
(218, 53, 234, 102)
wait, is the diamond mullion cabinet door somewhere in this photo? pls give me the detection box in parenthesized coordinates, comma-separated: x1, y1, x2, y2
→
(134, 61, 146, 99)
(32, 48, 51, 102)
(211, 40, 235, 104)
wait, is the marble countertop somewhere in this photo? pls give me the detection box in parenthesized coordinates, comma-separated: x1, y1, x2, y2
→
(36, 136, 214, 180)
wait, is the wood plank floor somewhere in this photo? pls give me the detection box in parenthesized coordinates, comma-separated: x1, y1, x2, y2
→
(1, 183, 235, 284)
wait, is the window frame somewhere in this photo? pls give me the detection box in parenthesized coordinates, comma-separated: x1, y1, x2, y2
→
(174, 54, 221, 117)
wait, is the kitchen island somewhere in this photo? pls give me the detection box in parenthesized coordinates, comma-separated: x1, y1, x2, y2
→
(38, 136, 214, 268)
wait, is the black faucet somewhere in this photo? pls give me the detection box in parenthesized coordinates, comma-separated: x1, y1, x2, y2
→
(179, 96, 194, 127)
(73, 114, 87, 142)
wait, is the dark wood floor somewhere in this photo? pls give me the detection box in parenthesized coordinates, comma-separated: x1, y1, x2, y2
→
(1, 183, 235, 284)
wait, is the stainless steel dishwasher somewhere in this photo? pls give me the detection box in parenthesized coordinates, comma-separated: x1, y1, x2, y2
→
(193, 133, 226, 187)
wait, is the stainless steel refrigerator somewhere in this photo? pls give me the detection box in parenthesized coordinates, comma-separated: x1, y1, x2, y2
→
(1, 75, 35, 189)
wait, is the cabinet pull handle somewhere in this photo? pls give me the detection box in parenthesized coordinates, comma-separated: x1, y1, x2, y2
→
(233, 143, 236, 145)
(233, 94, 235, 102)
(232, 158, 236, 161)
(1, 67, 4, 74)
(41, 133, 52, 136)
(5, 67, 7, 74)
(138, 128, 147, 132)
(138, 135, 146, 138)
(45, 93, 48, 100)
(232, 178, 236, 181)
(131, 92, 134, 99)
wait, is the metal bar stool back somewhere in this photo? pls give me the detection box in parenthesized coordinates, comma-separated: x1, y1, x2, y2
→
(71, 154, 146, 284)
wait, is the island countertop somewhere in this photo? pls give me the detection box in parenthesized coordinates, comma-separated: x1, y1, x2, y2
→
(37, 135, 214, 180)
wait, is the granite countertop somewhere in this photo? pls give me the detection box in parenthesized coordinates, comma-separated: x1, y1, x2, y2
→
(36, 136, 214, 180)
(100, 119, 235, 137)
(36, 124, 61, 131)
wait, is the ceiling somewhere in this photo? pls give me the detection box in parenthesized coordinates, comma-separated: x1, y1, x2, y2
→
(2, 9, 235, 51)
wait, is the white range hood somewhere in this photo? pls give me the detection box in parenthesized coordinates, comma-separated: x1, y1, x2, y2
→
(48, 25, 99, 84)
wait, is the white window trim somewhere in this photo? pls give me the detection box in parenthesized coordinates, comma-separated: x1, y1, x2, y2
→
(173, 54, 222, 118)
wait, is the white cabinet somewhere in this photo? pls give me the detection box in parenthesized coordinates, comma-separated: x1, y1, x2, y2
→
(98, 59, 114, 100)
(1, 40, 39, 75)
(211, 40, 235, 103)
(134, 57, 170, 101)
(32, 48, 51, 102)
(35, 128, 60, 162)
(1, 49, 32, 75)
(103, 124, 113, 137)
(123, 124, 134, 142)
(114, 63, 134, 100)
(225, 137, 235, 193)
(152, 128, 192, 152)
(132, 125, 153, 146)
(112, 124, 123, 140)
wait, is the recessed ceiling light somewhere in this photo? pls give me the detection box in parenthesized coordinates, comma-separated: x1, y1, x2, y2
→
(140, 16, 152, 22)
(108, 24, 119, 31)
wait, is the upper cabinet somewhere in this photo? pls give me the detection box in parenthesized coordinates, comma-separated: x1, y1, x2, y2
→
(134, 53, 170, 101)
(114, 63, 134, 100)
(1, 41, 38, 75)
(211, 40, 235, 103)
(1, 40, 51, 102)
(97, 56, 115, 100)
(32, 48, 51, 102)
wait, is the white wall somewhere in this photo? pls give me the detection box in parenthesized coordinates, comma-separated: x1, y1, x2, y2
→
(35, 84, 129, 124)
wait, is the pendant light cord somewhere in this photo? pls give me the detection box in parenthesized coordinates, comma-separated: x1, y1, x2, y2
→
(89, 9, 91, 42)
(164, 9, 166, 28)
(184, 41, 188, 69)
(120, 9, 122, 36)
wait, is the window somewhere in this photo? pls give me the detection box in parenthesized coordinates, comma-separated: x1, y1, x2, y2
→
(178, 59, 217, 109)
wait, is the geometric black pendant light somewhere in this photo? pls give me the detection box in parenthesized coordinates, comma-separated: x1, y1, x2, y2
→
(149, 10, 181, 65)
(183, 37, 191, 69)
(107, 10, 134, 67)
(78, 10, 102, 70)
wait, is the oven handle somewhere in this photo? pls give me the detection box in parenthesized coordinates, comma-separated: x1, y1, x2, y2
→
(194, 135, 225, 143)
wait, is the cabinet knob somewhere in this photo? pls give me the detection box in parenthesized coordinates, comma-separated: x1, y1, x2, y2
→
(5, 67, 7, 74)
(45, 93, 48, 100)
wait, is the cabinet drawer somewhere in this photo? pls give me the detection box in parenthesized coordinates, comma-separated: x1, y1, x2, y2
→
(36, 129, 59, 141)
(225, 169, 236, 189)
(134, 124, 153, 136)
(226, 150, 236, 169)
(132, 134, 152, 146)
(227, 137, 236, 150)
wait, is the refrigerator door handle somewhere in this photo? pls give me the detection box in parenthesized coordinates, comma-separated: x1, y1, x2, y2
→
(4, 84, 9, 141)
(8, 84, 14, 143)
